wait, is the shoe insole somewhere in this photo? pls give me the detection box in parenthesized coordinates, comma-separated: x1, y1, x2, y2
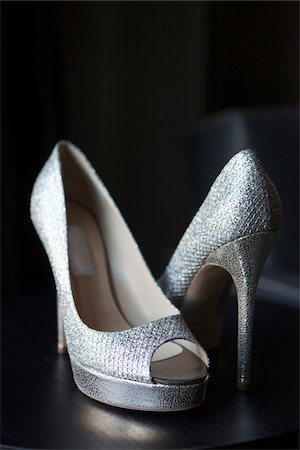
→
(66, 200, 207, 384)
(184, 263, 232, 350)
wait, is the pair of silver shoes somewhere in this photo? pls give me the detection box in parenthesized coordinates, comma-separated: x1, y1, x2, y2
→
(30, 141, 282, 411)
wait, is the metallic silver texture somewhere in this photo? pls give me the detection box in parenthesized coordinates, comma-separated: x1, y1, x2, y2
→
(159, 150, 282, 306)
(205, 231, 280, 389)
(30, 142, 208, 411)
(72, 359, 208, 411)
(159, 150, 282, 389)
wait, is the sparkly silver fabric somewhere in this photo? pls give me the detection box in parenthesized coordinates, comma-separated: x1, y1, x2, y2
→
(72, 359, 208, 411)
(205, 231, 279, 388)
(66, 313, 198, 384)
(30, 142, 208, 408)
(159, 150, 282, 305)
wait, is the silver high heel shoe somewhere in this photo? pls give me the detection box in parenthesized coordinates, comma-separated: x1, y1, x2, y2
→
(30, 141, 209, 411)
(159, 150, 282, 390)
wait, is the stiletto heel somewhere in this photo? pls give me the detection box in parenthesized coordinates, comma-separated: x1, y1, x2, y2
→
(57, 300, 66, 354)
(159, 150, 282, 389)
(205, 231, 280, 390)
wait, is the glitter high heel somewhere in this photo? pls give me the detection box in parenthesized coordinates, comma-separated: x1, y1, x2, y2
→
(30, 141, 209, 411)
(159, 150, 282, 390)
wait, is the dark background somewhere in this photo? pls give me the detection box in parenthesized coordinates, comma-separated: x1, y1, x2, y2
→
(1, 4, 299, 449)
(2, 1, 299, 299)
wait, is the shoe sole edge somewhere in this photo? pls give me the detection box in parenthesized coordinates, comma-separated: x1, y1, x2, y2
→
(70, 358, 208, 412)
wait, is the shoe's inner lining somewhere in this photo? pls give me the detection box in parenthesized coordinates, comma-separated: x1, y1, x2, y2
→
(61, 144, 207, 383)
(184, 265, 232, 351)
(61, 144, 179, 326)
(67, 201, 207, 382)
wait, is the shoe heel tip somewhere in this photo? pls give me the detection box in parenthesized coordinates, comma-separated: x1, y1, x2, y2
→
(237, 382, 251, 391)
(57, 344, 67, 354)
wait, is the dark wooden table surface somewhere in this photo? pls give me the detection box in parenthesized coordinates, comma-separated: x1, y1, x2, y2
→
(1, 291, 299, 449)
